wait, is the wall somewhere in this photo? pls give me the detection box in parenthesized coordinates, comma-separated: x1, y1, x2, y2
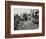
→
(0, 0, 46, 39)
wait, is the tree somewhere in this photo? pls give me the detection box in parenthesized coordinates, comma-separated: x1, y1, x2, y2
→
(23, 13, 28, 21)
(14, 14, 20, 30)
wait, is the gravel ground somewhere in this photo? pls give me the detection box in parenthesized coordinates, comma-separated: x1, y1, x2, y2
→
(18, 21, 39, 30)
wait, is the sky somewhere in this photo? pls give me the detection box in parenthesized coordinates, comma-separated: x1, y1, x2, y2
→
(14, 8, 39, 16)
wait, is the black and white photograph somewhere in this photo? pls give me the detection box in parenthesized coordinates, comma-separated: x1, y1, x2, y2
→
(11, 5, 42, 34)
(14, 8, 39, 30)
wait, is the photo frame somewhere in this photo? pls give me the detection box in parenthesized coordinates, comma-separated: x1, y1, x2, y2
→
(5, 1, 45, 38)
